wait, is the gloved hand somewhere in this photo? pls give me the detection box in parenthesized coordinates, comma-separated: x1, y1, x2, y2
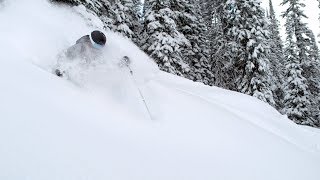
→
(119, 56, 131, 68)
(55, 69, 64, 77)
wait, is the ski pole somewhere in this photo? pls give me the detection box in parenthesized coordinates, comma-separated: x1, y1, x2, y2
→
(126, 65, 153, 121)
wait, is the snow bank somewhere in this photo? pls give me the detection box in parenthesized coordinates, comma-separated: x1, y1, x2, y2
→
(0, 0, 319, 180)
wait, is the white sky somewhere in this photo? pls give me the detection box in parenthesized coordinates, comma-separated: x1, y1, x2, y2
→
(261, 0, 320, 42)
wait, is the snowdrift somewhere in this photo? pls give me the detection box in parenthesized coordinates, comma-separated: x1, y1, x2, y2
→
(0, 0, 319, 179)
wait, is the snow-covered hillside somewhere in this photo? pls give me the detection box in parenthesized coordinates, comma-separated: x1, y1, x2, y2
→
(0, 0, 319, 179)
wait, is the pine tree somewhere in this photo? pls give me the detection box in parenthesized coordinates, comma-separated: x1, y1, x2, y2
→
(283, 16, 310, 124)
(51, 0, 114, 30)
(304, 28, 320, 125)
(112, 0, 134, 38)
(281, 0, 318, 126)
(305, 29, 320, 63)
(283, 46, 311, 124)
(219, 0, 275, 105)
(141, 0, 190, 76)
(54, 0, 110, 16)
(209, 0, 238, 90)
(281, 0, 309, 67)
(127, 0, 144, 43)
(100, 0, 114, 30)
(170, 0, 213, 85)
(50, 0, 82, 6)
(318, 0, 320, 44)
(268, 0, 285, 110)
(198, 0, 216, 29)
(111, 0, 142, 40)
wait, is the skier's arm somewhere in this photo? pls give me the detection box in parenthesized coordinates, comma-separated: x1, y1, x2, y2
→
(64, 35, 89, 60)
(76, 35, 90, 44)
(64, 40, 90, 61)
(53, 35, 89, 77)
(53, 44, 81, 76)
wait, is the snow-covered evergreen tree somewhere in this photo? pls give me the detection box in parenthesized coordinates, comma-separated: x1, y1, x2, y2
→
(127, 0, 144, 43)
(112, 0, 134, 38)
(220, 0, 275, 105)
(210, 0, 238, 90)
(170, 0, 213, 85)
(50, 0, 82, 6)
(281, 0, 309, 66)
(305, 29, 320, 63)
(303, 28, 320, 125)
(283, 18, 311, 124)
(140, 0, 190, 76)
(318, 0, 320, 44)
(198, 0, 216, 28)
(267, 0, 285, 110)
(283, 49, 311, 125)
(53, 0, 110, 16)
(51, 0, 114, 30)
(111, 0, 142, 40)
(282, 0, 319, 126)
(99, 0, 114, 30)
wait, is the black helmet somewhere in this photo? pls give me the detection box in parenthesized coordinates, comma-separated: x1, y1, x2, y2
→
(90, 30, 106, 46)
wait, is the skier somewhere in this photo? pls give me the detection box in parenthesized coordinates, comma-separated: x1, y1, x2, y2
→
(54, 30, 107, 77)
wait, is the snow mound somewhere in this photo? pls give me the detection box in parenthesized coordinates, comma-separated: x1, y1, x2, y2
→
(0, 0, 319, 180)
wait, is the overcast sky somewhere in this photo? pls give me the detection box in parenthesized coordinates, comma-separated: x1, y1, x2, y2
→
(261, 0, 320, 42)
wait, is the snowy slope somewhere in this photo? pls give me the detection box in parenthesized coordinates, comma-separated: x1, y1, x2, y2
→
(0, 0, 320, 180)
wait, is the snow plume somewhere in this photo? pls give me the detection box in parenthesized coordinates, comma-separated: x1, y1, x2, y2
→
(0, 0, 158, 119)
(0, 0, 158, 86)
(0, 0, 92, 69)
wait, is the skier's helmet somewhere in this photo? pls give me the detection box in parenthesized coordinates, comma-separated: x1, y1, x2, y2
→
(90, 30, 106, 49)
